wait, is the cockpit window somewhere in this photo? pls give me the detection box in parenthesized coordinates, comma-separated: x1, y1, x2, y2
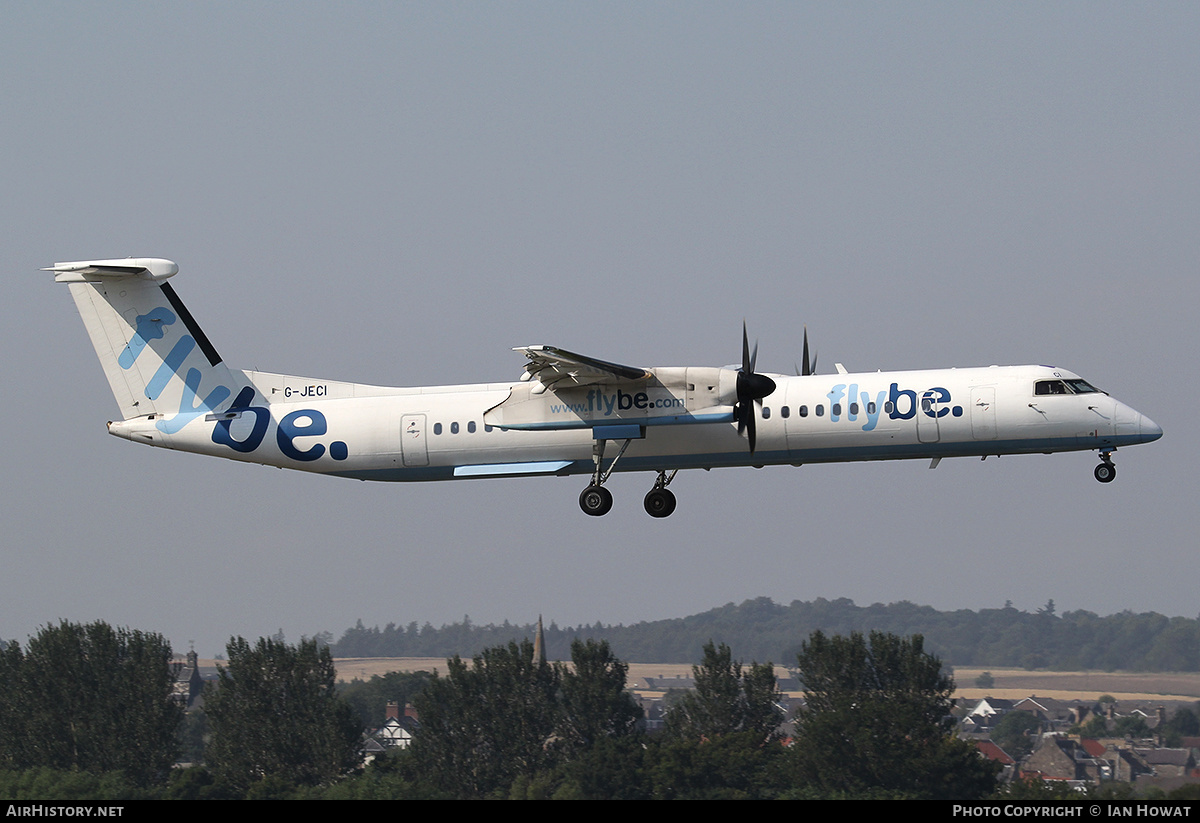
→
(1035, 379, 1102, 396)
(1035, 380, 1069, 395)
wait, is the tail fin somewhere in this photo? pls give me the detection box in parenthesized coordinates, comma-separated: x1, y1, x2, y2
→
(47, 258, 243, 429)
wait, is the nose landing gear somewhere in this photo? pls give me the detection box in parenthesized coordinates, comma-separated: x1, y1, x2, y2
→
(1094, 450, 1116, 483)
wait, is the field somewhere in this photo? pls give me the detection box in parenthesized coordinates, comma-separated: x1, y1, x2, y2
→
(951, 667, 1200, 703)
(327, 658, 1200, 702)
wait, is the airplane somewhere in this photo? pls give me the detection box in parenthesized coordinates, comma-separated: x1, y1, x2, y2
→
(46, 257, 1163, 518)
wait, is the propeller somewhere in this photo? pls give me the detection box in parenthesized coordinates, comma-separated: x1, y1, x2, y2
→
(734, 322, 776, 453)
(800, 325, 817, 376)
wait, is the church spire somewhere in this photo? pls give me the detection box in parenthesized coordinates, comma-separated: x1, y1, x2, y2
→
(533, 614, 546, 665)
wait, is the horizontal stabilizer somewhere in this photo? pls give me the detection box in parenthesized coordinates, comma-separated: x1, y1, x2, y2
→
(44, 258, 179, 281)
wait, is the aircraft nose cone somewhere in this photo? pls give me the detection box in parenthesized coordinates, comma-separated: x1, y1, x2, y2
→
(1140, 414, 1163, 443)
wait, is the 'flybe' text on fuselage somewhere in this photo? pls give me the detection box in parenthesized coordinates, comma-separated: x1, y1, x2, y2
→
(549, 389, 686, 417)
(821, 383, 962, 431)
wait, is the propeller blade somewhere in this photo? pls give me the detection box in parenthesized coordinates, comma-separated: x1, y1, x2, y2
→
(802, 327, 812, 376)
(735, 322, 776, 455)
(742, 322, 752, 374)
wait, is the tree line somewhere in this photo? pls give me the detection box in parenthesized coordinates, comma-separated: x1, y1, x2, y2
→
(331, 596, 1200, 672)
(0, 619, 1008, 800)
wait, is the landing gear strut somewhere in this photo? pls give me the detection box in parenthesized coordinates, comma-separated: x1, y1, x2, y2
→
(578, 435, 682, 517)
(644, 470, 678, 518)
(578, 437, 633, 516)
(1094, 450, 1116, 483)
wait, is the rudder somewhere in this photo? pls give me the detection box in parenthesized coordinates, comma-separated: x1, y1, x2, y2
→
(47, 258, 242, 428)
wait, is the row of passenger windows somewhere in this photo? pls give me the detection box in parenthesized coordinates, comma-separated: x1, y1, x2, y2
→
(761, 401, 880, 419)
(432, 421, 495, 435)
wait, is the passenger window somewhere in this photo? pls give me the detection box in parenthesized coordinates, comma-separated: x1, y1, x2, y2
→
(484, 424, 494, 433)
(762, 407, 771, 419)
(832, 403, 842, 416)
(867, 402, 876, 414)
(849, 402, 859, 415)
(450, 422, 459, 434)
(433, 423, 442, 435)
(799, 405, 808, 417)
(468, 421, 476, 433)
(781, 406, 790, 418)
(815, 404, 824, 417)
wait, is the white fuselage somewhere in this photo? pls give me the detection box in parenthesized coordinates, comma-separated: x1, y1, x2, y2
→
(106, 363, 1162, 482)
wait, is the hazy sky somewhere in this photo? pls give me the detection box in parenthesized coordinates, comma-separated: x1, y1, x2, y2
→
(2, 3, 1196, 658)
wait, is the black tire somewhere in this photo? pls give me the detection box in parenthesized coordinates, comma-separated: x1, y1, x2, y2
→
(1094, 463, 1116, 483)
(643, 488, 677, 518)
(579, 485, 614, 516)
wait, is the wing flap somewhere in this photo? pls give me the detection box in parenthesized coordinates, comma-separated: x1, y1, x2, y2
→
(513, 345, 651, 389)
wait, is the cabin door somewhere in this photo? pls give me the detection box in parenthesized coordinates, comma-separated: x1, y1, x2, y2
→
(401, 414, 429, 467)
(970, 387, 998, 440)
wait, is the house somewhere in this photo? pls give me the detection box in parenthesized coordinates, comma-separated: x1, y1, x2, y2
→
(975, 739, 1017, 782)
(1022, 735, 1110, 784)
(1133, 747, 1197, 780)
(373, 702, 420, 749)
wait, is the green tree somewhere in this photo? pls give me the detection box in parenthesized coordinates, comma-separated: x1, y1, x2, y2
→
(1112, 714, 1150, 739)
(1079, 714, 1109, 739)
(975, 671, 995, 689)
(0, 621, 182, 786)
(1161, 705, 1200, 747)
(556, 639, 643, 755)
(647, 731, 787, 799)
(789, 630, 998, 799)
(991, 711, 1039, 759)
(408, 639, 562, 798)
(406, 638, 647, 798)
(203, 636, 361, 792)
(529, 735, 654, 800)
(339, 669, 432, 728)
(665, 641, 782, 741)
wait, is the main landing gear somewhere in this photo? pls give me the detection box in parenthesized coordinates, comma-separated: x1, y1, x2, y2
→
(643, 470, 678, 518)
(579, 436, 629, 517)
(578, 437, 679, 518)
(1094, 450, 1117, 483)
(579, 484, 614, 516)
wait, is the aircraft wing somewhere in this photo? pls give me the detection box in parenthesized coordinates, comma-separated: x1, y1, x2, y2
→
(512, 345, 651, 388)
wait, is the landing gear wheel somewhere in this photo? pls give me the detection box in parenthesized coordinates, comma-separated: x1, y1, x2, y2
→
(644, 488, 677, 518)
(1094, 462, 1116, 483)
(579, 485, 614, 516)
